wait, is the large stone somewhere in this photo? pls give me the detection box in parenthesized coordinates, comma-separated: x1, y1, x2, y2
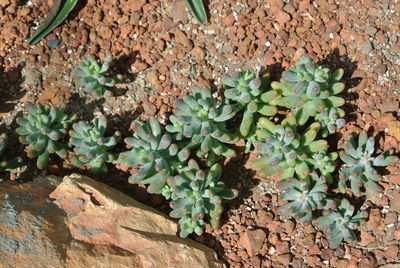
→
(52, 173, 225, 267)
(0, 174, 225, 268)
(387, 121, 400, 141)
(0, 176, 67, 268)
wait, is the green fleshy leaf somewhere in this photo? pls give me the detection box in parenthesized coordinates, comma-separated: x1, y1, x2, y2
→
(185, 0, 207, 24)
(27, 0, 78, 45)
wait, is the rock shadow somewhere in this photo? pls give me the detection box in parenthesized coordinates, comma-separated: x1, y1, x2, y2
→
(0, 64, 26, 113)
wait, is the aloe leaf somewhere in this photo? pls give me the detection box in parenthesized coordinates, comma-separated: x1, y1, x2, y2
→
(27, 0, 78, 45)
(185, 0, 207, 24)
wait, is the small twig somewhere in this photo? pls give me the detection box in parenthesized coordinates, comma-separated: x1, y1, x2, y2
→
(354, 245, 388, 251)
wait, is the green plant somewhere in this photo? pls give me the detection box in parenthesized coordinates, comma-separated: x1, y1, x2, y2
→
(277, 172, 329, 224)
(314, 107, 346, 137)
(27, 0, 78, 45)
(69, 115, 121, 173)
(223, 70, 278, 138)
(270, 54, 345, 126)
(167, 159, 238, 237)
(185, 0, 207, 24)
(16, 103, 77, 169)
(317, 199, 367, 248)
(166, 86, 240, 166)
(74, 55, 121, 98)
(115, 117, 182, 198)
(253, 113, 334, 180)
(305, 151, 338, 184)
(0, 133, 23, 172)
(338, 131, 398, 196)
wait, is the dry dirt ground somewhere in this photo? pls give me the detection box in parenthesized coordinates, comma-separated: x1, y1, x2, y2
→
(0, 0, 399, 267)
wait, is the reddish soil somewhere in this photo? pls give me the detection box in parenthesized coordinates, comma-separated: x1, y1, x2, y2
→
(0, 0, 399, 267)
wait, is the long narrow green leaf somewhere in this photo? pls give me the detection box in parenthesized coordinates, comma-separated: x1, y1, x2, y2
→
(185, 0, 207, 24)
(27, 0, 78, 46)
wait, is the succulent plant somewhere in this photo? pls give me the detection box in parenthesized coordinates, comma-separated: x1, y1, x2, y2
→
(315, 107, 346, 137)
(306, 152, 338, 184)
(115, 117, 182, 198)
(277, 172, 329, 224)
(0, 133, 23, 172)
(338, 131, 398, 196)
(69, 115, 121, 173)
(167, 159, 238, 237)
(16, 103, 77, 169)
(253, 113, 333, 180)
(166, 87, 240, 166)
(223, 70, 278, 138)
(74, 55, 121, 98)
(270, 54, 345, 125)
(317, 199, 367, 248)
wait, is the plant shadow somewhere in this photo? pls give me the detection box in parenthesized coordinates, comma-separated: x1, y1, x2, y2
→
(222, 146, 258, 209)
(68, 0, 88, 21)
(203, 0, 212, 23)
(64, 94, 105, 122)
(110, 52, 139, 79)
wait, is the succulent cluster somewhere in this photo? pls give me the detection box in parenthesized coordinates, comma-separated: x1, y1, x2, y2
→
(167, 160, 238, 237)
(166, 86, 240, 166)
(74, 55, 121, 98)
(223, 70, 278, 138)
(270, 54, 345, 128)
(3, 54, 396, 248)
(16, 103, 77, 168)
(14, 104, 121, 174)
(247, 55, 397, 248)
(69, 115, 120, 173)
(0, 133, 22, 172)
(113, 87, 241, 237)
(253, 113, 334, 180)
(338, 131, 398, 196)
(317, 199, 367, 248)
(115, 117, 181, 198)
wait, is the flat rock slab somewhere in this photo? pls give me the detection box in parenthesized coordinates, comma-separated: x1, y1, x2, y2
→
(0, 174, 224, 268)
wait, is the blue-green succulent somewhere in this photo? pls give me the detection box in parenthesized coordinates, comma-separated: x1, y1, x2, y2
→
(317, 199, 367, 248)
(223, 70, 278, 138)
(115, 117, 182, 198)
(339, 131, 398, 196)
(166, 86, 240, 166)
(167, 159, 238, 237)
(277, 172, 329, 224)
(315, 107, 346, 137)
(306, 151, 338, 184)
(270, 54, 345, 126)
(0, 133, 23, 172)
(16, 103, 77, 169)
(253, 112, 334, 180)
(74, 55, 121, 98)
(69, 115, 121, 173)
